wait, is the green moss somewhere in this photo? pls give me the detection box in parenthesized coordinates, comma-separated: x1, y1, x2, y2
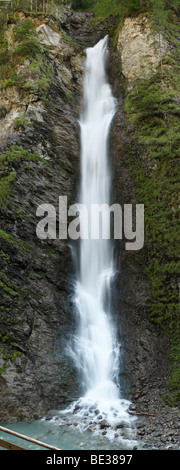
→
(124, 16, 180, 403)
(64, 90, 77, 101)
(0, 229, 15, 245)
(0, 229, 32, 252)
(0, 281, 19, 297)
(0, 272, 20, 298)
(0, 171, 17, 211)
(0, 339, 22, 373)
(92, 0, 119, 23)
(131, 157, 179, 320)
(13, 116, 30, 130)
(0, 253, 10, 266)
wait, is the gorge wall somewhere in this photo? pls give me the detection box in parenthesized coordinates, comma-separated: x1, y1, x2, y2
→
(0, 9, 86, 421)
(0, 4, 179, 422)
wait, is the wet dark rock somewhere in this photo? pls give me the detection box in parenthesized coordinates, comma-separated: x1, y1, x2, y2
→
(73, 405, 81, 413)
(89, 405, 97, 413)
(137, 429, 145, 436)
(129, 404, 136, 411)
(65, 10, 115, 47)
(87, 426, 92, 432)
(100, 420, 111, 429)
(115, 423, 124, 429)
(135, 406, 180, 450)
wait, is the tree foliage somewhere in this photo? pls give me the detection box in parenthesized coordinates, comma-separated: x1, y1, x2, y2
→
(71, 0, 180, 28)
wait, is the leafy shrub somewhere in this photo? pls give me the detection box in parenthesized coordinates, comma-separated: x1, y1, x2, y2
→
(0, 17, 42, 89)
(13, 116, 30, 129)
(72, 0, 94, 9)
(13, 19, 36, 42)
(13, 38, 41, 58)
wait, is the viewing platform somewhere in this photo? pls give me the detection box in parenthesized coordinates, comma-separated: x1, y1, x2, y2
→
(0, 425, 61, 450)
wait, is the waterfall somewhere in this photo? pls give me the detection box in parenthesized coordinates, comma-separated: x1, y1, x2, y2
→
(62, 37, 136, 443)
(74, 35, 119, 401)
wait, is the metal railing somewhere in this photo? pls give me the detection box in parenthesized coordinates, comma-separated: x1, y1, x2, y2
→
(0, 425, 61, 450)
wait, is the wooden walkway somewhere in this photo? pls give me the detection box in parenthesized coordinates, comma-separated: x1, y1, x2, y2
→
(0, 425, 61, 450)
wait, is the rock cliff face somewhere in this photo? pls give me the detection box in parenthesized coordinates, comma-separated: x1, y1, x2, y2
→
(117, 15, 168, 82)
(109, 49, 167, 407)
(0, 7, 172, 422)
(116, 12, 179, 410)
(0, 11, 86, 421)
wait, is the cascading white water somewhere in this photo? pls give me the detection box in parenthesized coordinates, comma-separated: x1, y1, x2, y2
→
(74, 35, 119, 401)
(62, 37, 137, 444)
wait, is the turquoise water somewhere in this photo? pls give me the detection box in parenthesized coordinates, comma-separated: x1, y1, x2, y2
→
(0, 409, 139, 451)
(0, 420, 137, 450)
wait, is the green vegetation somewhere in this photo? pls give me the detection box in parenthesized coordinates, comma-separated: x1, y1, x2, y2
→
(13, 115, 30, 129)
(125, 76, 180, 160)
(26, 54, 54, 98)
(13, 18, 35, 41)
(0, 19, 37, 88)
(0, 171, 17, 211)
(124, 5, 180, 404)
(71, 0, 180, 46)
(72, 0, 180, 16)
(71, 0, 180, 48)
(0, 228, 32, 252)
(1, 0, 179, 23)
(0, 15, 53, 94)
(12, 18, 41, 58)
(0, 341, 22, 374)
(0, 12, 72, 100)
(0, 272, 20, 298)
